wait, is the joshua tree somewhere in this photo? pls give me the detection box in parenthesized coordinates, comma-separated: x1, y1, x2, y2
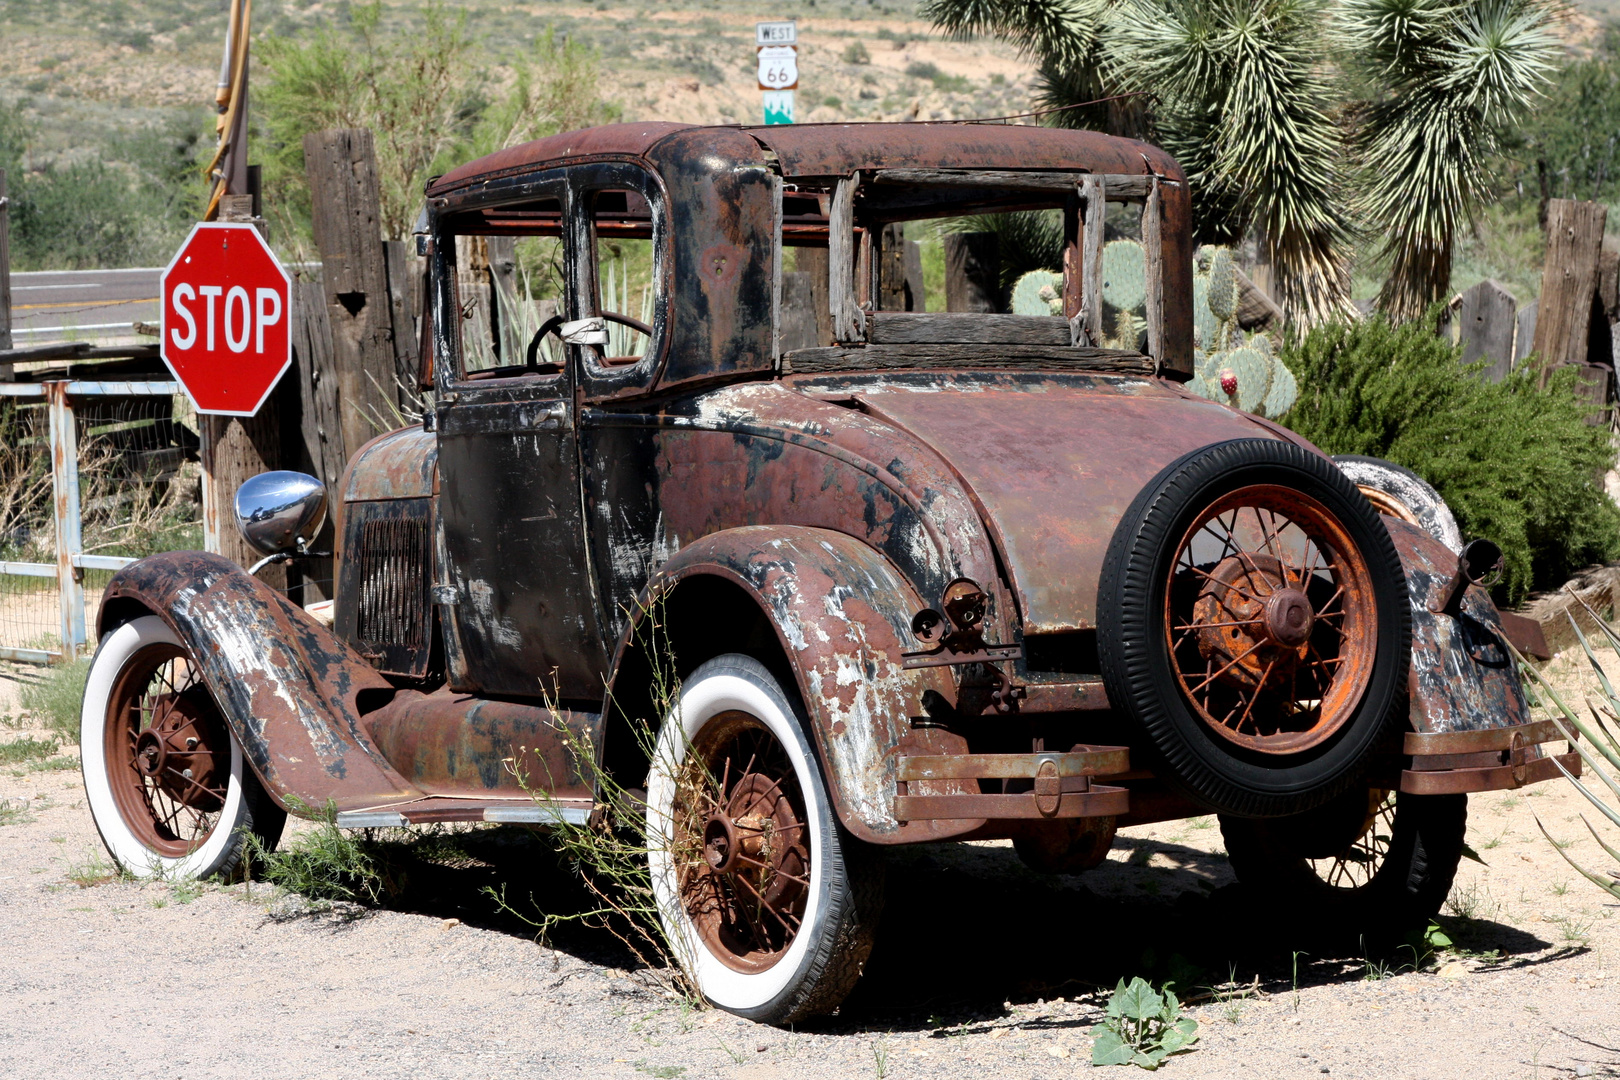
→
(925, 0, 1558, 327)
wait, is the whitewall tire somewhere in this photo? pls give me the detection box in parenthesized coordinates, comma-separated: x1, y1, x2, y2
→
(80, 616, 284, 880)
(645, 654, 883, 1023)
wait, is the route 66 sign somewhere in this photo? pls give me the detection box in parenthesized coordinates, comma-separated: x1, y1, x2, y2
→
(757, 44, 798, 91)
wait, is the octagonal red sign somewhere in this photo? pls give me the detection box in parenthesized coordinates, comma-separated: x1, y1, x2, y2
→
(160, 222, 292, 416)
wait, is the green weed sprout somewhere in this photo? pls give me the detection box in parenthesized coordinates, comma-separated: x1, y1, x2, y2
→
(1090, 976, 1199, 1069)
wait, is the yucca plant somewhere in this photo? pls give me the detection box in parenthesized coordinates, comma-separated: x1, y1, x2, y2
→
(1341, 0, 1559, 322)
(923, 0, 1559, 329)
(1516, 596, 1620, 900)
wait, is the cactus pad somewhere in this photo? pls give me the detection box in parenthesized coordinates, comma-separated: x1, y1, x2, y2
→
(1101, 239, 1148, 312)
(1208, 248, 1237, 322)
(1262, 360, 1299, 418)
(1011, 270, 1064, 316)
(1225, 346, 1272, 413)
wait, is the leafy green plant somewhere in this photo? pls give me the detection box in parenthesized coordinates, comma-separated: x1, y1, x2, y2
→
(0, 735, 60, 766)
(241, 800, 386, 904)
(19, 659, 89, 741)
(1089, 976, 1199, 1069)
(1280, 315, 1620, 605)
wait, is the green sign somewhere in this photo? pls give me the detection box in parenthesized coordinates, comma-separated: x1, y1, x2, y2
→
(763, 89, 795, 125)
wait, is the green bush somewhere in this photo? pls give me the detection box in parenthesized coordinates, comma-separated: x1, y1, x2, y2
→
(19, 659, 89, 741)
(1279, 315, 1620, 605)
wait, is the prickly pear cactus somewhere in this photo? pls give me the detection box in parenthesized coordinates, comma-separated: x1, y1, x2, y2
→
(1184, 245, 1297, 419)
(1101, 240, 1148, 312)
(1011, 270, 1064, 316)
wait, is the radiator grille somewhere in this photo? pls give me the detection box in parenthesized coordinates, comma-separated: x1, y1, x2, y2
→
(355, 517, 430, 650)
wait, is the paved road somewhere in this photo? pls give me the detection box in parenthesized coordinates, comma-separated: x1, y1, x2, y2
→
(6, 267, 162, 343)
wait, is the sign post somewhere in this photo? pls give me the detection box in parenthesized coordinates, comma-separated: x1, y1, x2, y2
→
(757, 21, 797, 125)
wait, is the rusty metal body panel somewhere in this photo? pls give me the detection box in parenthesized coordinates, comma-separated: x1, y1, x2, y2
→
(96, 552, 424, 813)
(341, 425, 436, 503)
(641, 526, 977, 843)
(1384, 517, 1532, 735)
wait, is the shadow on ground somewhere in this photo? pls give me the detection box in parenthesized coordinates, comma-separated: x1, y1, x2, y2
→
(322, 821, 1563, 1029)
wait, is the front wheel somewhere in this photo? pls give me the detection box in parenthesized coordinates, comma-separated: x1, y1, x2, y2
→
(645, 654, 884, 1023)
(1220, 789, 1467, 944)
(81, 616, 285, 880)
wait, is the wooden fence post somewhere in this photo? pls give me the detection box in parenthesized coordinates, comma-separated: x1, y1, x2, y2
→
(945, 232, 998, 313)
(0, 168, 12, 380)
(304, 129, 397, 459)
(1455, 279, 1516, 382)
(1531, 199, 1607, 376)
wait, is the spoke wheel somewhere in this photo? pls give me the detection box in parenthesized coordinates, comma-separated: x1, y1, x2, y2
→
(646, 654, 883, 1023)
(672, 711, 811, 973)
(103, 642, 231, 858)
(1167, 484, 1377, 754)
(81, 616, 285, 880)
(1220, 790, 1467, 944)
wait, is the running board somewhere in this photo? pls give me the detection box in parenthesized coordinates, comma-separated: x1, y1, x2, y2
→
(333, 797, 592, 829)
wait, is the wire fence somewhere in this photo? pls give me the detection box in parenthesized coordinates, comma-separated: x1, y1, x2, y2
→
(0, 381, 199, 663)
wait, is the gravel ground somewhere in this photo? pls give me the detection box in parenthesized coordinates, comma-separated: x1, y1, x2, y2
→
(3, 657, 1620, 1080)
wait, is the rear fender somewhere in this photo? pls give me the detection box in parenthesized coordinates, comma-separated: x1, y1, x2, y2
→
(97, 551, 423, 813)
(616, 526, 970, 844)
(1384, 518, 1532, 734)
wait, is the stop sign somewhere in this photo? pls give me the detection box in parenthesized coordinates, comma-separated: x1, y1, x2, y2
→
(160, 222, 292, 416)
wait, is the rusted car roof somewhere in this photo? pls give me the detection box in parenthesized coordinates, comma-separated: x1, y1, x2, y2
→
(428, 121, 1180, 196)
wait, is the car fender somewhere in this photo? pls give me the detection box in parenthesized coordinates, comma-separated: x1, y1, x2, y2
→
(626, 525, 972, 844)
(96, 551, 424, 813)
(1384, 517, 1532, 734)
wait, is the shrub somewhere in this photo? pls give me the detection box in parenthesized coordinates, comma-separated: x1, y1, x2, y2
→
(842, 40, 871, 65)
(1279, 314, 1620, 605)
(19, 659, 89, 741)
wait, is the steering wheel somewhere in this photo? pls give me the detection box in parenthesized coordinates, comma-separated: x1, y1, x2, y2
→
(523, 311, 654, 371)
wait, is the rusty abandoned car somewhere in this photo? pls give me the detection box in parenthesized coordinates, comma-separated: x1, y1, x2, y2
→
(80, 122, 1578, 1022)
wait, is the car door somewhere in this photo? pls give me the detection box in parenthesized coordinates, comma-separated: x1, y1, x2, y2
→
(432, 175, 609, 700)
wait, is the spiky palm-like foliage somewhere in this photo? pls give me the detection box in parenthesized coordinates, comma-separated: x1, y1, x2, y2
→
(1105, 0, 1356, 327)
(1342, 0, 1559, 322)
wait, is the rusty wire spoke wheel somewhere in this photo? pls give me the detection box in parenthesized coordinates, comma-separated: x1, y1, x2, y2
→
(81, 617, 284, 880)
(1099, 440, 1410, 818)
(646, 655, 882, 1024)
(1221, 790, 1468, 944)
(1166, 484, 1377, 755)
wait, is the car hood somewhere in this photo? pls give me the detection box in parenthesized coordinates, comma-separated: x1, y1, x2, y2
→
(844, 374, 1289, 633)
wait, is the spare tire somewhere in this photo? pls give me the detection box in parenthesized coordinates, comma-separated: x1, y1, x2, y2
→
(1097, 439, 1410, 817)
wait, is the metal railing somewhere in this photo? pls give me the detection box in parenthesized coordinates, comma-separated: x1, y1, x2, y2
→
(0, 380, 190, 664)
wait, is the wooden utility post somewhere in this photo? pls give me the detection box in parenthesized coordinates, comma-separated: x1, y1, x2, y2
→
(0, 168, 12, 380)
(1531, 199, 1607, 375)
(304, 129, 397, 461)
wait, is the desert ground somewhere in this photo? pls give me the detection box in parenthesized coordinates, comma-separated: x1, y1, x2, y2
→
(4, 646, 1620, 1080)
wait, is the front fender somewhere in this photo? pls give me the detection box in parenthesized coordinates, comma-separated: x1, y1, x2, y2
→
(1385, 518, 1532, 733)
(640, 526, 970, 844)
(97, 551, 423, 813)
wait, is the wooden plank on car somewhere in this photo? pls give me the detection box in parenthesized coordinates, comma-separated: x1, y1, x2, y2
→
(781, 343, 1155, 375)
(866, 312, 1069, 345)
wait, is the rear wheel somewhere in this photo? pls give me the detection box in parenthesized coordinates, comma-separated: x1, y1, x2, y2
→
(1220, 789, 1467, 942)
(646, 654, 883, 1023)
(80, 616, 284, 880)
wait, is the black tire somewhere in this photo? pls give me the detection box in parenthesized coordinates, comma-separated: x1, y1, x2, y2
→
(645, 654, 885, 1023)
(1220, 789, 1468, 943)
(1332, 455, 1463, 553)
(1097, 438, 1411, 817)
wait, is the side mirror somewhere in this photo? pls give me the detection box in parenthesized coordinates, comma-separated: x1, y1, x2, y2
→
(234, 471, 328, 557)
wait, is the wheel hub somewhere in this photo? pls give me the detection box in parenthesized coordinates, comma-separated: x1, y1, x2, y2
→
(134, 729, 167, 777)
(1262, 587, 1314, 647)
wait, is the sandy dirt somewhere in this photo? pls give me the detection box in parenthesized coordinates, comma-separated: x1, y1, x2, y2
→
(3, 657, 1620, 1080)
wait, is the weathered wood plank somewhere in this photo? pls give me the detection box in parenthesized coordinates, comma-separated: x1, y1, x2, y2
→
(903, 240, 925, 313)
(383, 239, 423, 414)
(829, 173, 864, 342)
(794, 246, 834, 347)
(870, 169, 1158, 199)
(781, 343, 1154, 375)
(778, 271, 819, 354)
(944, 232, 998, 313)
(1600, 235, 1620, 321)
(1515, 299, 1538, 367)
(878, 222, 907, 312)
(1233, 266, 1282, 330)
(1062, 192, 1082, 322)
(1531, 198, 1607, 374)
(1075, 174, 1105, 346)
(1142, 176, 1163, 362)
(867, 312, 1069, 345)
(304, 128, 398, 458)
(1455, 279, 1516, 382)
(291, 274, 347, 498)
